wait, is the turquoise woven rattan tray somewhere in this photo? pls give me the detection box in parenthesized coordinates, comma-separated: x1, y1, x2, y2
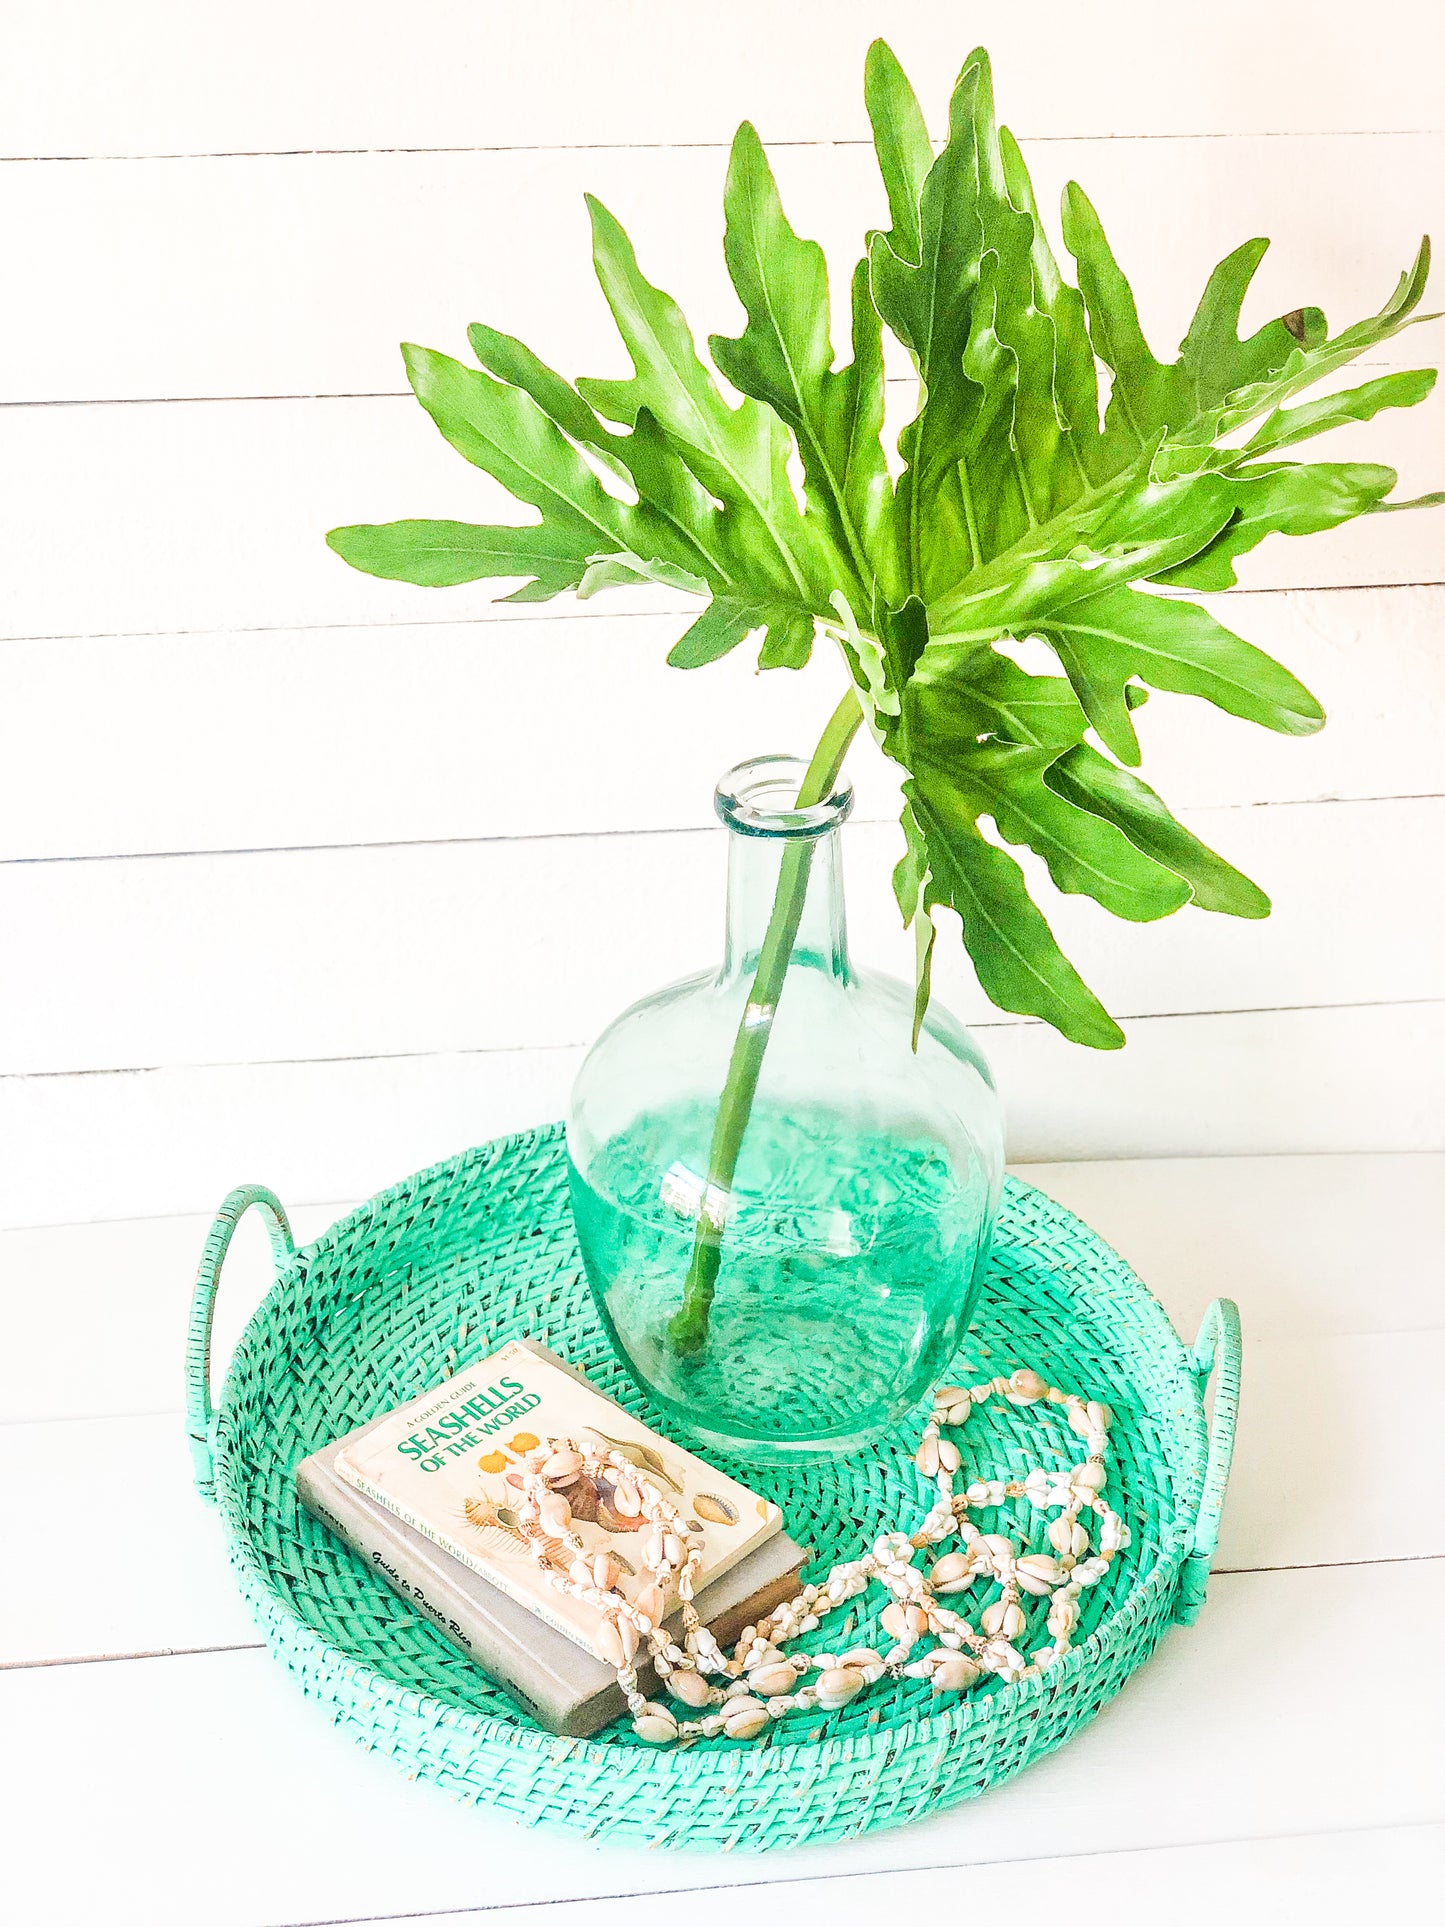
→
(186, 1122, 1240, 1851)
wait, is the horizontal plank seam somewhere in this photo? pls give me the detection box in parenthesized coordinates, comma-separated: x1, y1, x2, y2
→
(4, 127, 1440, 166)
(1213, 1551, 1445, 1576)
(5, 1558, 1440, 1675)
(262, 1819, 1445, 1927)
(0, 1641, 264, 1672)
(0, 357, 1405, 408)
(5, 790, 1437, 871)
(5, 996, 1443, 1085)
(5, 574, 1440, 652)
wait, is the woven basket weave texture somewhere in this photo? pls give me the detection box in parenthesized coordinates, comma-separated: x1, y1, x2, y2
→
(187, 1121, 1239, 1852)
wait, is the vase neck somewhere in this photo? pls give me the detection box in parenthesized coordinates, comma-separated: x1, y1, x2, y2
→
(715, 755, 853, 989)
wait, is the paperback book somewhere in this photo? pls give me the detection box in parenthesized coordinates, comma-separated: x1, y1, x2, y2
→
(328, 1338, 785, 1657)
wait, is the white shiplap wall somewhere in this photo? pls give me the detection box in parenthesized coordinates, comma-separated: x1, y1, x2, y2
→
(4, 0, 1444, 1230)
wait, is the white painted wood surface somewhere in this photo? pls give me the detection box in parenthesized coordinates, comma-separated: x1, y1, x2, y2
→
(4, 586, 1442, 861)
(7, 1006, 1444, 1232)
(3, 0, 1442, 154)
(3, 1157, 1442, 1923)
(2, 132, 1440, 405)
(6, 797, 1441, 1076)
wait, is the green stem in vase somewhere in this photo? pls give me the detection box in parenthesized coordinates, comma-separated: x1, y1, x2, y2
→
(667, 685, 866, 1356)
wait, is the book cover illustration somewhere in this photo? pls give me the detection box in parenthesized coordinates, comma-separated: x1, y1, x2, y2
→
(333, 1338, 783, 1655)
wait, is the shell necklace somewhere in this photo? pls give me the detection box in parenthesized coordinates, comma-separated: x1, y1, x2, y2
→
(509, 1365, 1130, 1745)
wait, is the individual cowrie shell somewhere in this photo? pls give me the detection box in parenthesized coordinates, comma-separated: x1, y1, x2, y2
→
(814, 1666, 866, 1708)
(722, 1698, 770, 1740)
(1049, 1517, 1090, 1557)
(608, 1477, 643, 1518)
(1048, 1598, 1080, 1637)
(668, 1668, 714, 1709)
(1101, 1514, 1131, 1553)
(1068, 1400, 1111, 1438)
(915, 1436, 941, 1479)
(880, 1601, 928, 1646)
(937, 1438, 961, 1474)
(930, 1653, 982, 1693)
(590, 1551, 622, 1593)
(538, 1491, 572, 1535)
(981, 1599, 1027, 1640)
(1072, 1463, 1107, 1493)
(933, 1386, 970, 1407)
(747, 1662, 798, 1697)
(542, 1448, 583, 1485)
(944, 1400, 973, 1426)
(633, 1580, 667, 1624)
(662, 1531, 686, 1567)
(928, 1552, 975, 1592)
(640, 1525, 666, 1567)
(592, 1616, 632, 1666)
(631, 1701, 677, 1744)
(1015, 1554, 1064, 1596)
(1007, 1367, 1050, 1403)
(837, 1647, 880, 1671)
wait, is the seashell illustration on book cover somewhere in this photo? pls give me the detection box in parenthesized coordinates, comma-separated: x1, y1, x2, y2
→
(333, 1338, 782, 1656)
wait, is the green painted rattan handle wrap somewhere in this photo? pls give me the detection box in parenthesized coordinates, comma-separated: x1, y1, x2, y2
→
(1175, 1296, 1243, 1624)
(186, 1184, 296, 1502)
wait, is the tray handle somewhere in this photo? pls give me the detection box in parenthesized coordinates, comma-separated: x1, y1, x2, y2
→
(1175, 1295, 1243, 1624)
(186, 1184, 296, 1502)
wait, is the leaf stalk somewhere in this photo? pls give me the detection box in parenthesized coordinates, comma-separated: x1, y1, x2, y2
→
(667, 684, 865, 1355)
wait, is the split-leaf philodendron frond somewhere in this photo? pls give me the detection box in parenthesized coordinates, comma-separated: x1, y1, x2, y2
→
(329, 43, 1441, 1050)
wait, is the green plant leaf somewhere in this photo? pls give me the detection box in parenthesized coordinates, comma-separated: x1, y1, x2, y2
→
(901, 787, 1125, 1049)
(1178, 238, 1327, 402)
(1370, 488, 1445, 512)
(666, 596, 815, 670)
(1152, 461, 1398, 590)
(905, 687, 1190, 921)
(325, 517, 604, 595)
(864, 39, 933, 263)
(1029, 583, 1326, 766)
(891, 806, 937, 1048)
(576, 196, 840, 610)
(708, 124, 892, 602)
(1043, 744, 1271, 917)
(577, 551, 710, 598)
(1152, 239, 1438, 477)
(1061, 191, 1329, 470)
(467, 325, 781, 597)
(399, 341, 707, 601)
(1244, 367, 1437, 457)
(869, 52, 995, 600)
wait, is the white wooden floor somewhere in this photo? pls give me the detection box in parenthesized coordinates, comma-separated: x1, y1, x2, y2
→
(3, 1151, 1441, 1924)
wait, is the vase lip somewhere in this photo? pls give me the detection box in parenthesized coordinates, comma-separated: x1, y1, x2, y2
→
(714, 753, 855, 840)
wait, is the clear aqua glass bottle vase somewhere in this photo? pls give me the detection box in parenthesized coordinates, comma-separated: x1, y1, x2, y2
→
(566, 754, 1005, 1461)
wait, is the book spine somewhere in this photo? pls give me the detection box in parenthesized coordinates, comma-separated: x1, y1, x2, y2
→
(332, 1454, 593, 1655)
(294, 1466, 483, 1663)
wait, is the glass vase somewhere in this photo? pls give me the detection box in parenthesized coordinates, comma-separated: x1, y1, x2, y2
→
(566, 754, 1005, 1461)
